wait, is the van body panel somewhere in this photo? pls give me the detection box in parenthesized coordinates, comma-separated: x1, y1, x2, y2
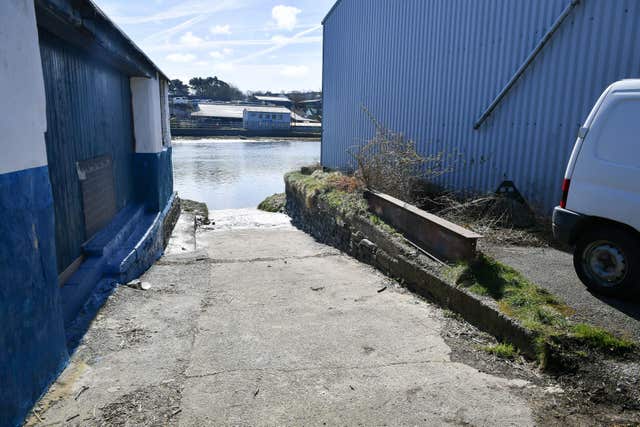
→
(563, 85, 613, 180)
(565, 81, 640, 233)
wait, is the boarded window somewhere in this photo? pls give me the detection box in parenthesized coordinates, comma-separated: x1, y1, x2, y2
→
(76, 155, 117, 240)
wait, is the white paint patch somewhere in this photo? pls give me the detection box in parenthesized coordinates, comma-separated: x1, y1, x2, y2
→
(161, 78, 172, 147)
(206, 208, 292, 231)
(130, 75, 163, 153)
(0, 0, 48, 174)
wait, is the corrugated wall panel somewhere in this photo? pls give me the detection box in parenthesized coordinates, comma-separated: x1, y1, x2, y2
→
(39, 29, 136, 273)
(322, 0, 640, 212)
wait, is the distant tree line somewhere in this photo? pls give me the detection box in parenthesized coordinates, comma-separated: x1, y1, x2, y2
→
(169, 77, 243, 101)
(169, 77, 321, 103)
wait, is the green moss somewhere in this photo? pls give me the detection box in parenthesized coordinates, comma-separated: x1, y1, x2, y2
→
(572, 323, 635, 352)
(286, 171, 333, 194)
(325, 190, 348, 210)
(180, 198, 209, 220)
(480, 343, 517, 359)
(287, 170, 368, 218)
(369, 214, 400, 236)
(258, 193, 286, 213)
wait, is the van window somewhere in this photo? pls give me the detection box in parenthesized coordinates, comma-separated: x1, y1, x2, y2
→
(594, 96, 640, 168)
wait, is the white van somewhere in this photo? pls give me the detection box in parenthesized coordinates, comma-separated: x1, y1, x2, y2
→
(553, 80, 640, 297)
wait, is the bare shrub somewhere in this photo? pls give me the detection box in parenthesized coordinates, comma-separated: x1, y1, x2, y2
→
(349, 107, 453, 203)
(429, 192, 555, 247)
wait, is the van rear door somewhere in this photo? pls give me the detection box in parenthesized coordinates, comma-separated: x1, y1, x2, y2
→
(568, 88, 640, 232)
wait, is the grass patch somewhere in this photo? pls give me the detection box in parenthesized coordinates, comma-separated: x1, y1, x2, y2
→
(572, 323, 635, 352)
(452, 254, 635, 358)
(287, 170, 368, 218)
(451, 254, 571, 334)
(287, 172, 329, 193)
(257, 193, 286, 213)
(480, 343, 517, 359)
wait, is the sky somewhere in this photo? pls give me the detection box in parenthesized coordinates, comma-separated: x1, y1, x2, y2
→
(93, 0, 336, 93)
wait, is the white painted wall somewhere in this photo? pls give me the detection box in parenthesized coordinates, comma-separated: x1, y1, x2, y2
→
(130, 75, 163, 153)
(160, 78, 172, 147)
(0, 0, 48, 174)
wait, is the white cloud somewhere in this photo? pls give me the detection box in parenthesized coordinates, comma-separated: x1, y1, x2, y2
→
(271, 35, 288, 44)
(166, 53, 196, 62)
(114, 0, 244, 24)
(280, 65, 309, 78)
(211, 24, 232, 35)
(231, 25, 321, 63)
(209, 48, 234, 59)
(179, 31, 203, 46)
(146, 28, 321, 53)
(142, 15, 208, 44)
(272, 5, 301, 31)
(216, 63, 234, 71)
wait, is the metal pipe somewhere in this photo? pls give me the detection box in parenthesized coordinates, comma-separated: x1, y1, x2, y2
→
(473, 0, 580, 130)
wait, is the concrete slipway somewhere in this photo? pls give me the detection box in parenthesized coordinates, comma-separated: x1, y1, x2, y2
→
(27, 209, 564, 426)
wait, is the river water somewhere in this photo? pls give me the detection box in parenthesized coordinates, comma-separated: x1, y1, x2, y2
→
(172, 138, 321, 210)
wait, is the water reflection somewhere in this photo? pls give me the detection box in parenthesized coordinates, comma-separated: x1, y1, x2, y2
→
(172, 138, 321, 210)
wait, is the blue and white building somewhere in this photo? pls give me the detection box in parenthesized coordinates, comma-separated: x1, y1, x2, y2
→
(321, 0, 640, 212)
(243, 106, 292, 130)
(1, 1, 177, 425)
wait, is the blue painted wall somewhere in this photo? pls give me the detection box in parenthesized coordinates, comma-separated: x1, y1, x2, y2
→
(39, 29, 136, 273)
(134, 147, 174, 212)
(0, 166, 68, 427)
(322, 0, 640, 212)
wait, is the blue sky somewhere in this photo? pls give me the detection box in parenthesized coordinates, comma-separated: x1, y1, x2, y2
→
(93, 0, 336, 92)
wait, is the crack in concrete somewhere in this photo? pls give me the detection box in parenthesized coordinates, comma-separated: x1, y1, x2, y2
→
(184, 359, 452, 379)
(158, 252, 341, 266)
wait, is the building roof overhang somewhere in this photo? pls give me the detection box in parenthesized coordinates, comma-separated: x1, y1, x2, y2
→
(35, 0, 169, 81)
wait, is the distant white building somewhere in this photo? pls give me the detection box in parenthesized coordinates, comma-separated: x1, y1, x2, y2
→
(253, 95, 292, 108)
(172, 96, 190, 104)
(191, 103, 245, 127)
(243, 106, 291, 130)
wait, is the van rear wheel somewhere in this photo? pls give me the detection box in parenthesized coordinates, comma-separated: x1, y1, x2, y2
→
(573, 227, 639, 297)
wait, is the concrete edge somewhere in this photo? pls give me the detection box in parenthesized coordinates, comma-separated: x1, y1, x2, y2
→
(162, 192, 181, 249)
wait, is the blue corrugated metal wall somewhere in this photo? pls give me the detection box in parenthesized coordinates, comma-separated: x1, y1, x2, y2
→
(322, 0, 640, 212)
(39, 29, 136, 273)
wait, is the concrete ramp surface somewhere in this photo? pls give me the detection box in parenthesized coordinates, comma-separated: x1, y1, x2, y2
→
(28, 209, 534, 426)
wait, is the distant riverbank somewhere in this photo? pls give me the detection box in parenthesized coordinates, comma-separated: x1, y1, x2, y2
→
(173, 136, 320, 143)
(170, 127, 321, 139)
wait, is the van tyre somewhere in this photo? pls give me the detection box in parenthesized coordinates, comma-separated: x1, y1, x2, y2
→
(573, 227, 640, 297)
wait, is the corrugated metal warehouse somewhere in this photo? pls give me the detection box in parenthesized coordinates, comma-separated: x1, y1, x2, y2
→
(321, 0, 640, 212)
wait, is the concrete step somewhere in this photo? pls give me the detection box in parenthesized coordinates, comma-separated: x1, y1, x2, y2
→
(62, 205, 148, 327)
(82, 204, 145, 257)
(104, 213, 157, 279)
